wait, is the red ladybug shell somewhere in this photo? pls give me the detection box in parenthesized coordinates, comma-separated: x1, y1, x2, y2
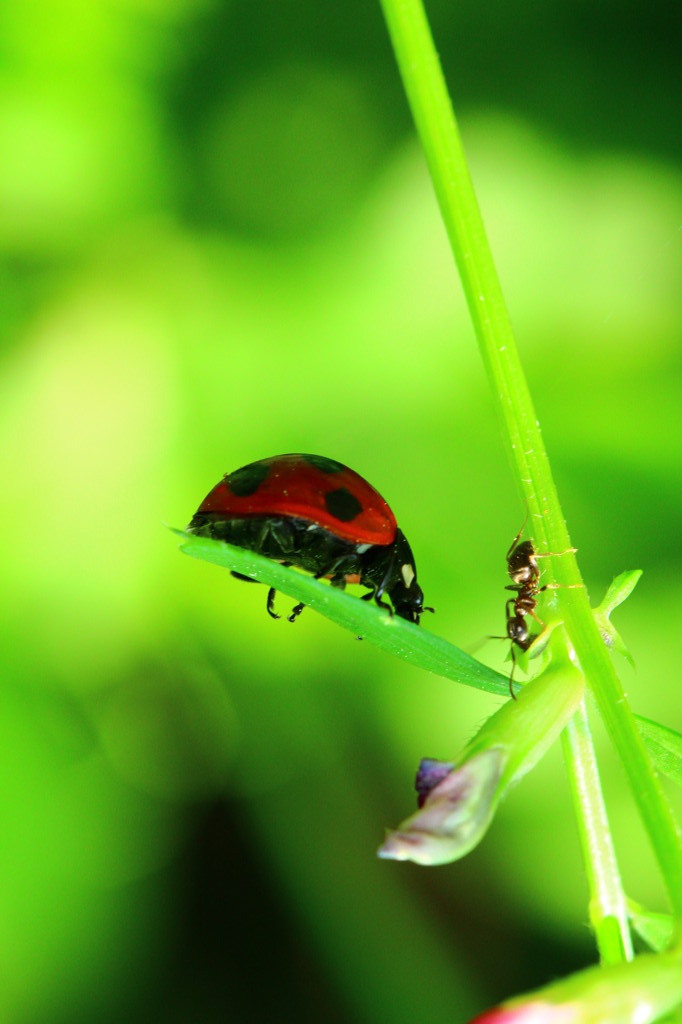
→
(195, 454, 397, 546)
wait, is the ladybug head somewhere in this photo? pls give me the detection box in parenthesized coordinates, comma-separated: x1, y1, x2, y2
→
(385, 530, 430, 625)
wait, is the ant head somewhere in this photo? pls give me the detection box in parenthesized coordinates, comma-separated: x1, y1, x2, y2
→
(506, 613, 534, 650)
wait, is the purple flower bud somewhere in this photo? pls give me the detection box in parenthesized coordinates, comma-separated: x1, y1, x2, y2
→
(415, 758, 455, 807)
(378, 748, 504, 865)
(379, 660, 584, 866)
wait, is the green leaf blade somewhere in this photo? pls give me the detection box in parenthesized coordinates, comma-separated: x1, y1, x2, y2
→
(635, 716, 682, 788)
(176, 530, 509, 697)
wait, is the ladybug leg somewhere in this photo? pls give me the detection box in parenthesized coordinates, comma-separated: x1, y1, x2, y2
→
(231, 571, 259, 583)
(266, 587, 281, 620)
(287, 602, 305, 623)
(267, 559, 302, 621)
(284, 563, 338, 624)
(229, 569, 282, 618)
(373, 588, 394, 615)
(361, 587, 394, 618)
(260, 518, 298, 557)
(287, 553, 359, 622)
(285, 559, 352, 622)
(356, 583, 391, 614)
(286, 568, 350, 623)
(373, 554, 398, 616)
(322, 553, 360, 583)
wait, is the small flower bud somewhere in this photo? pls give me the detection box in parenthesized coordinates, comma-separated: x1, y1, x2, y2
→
(468, 951, 682, 1024)
(415, 757, 455, 806)
(378, 658, 584, 865)
(379, 748, 504, 865)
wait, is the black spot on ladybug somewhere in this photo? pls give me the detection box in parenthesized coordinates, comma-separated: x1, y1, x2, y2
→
(227, 461, 270, 497)
(303, 454, 345, 474)
(325, 487, 362, 522)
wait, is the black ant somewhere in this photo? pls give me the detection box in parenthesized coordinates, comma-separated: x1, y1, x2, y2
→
(496, 521, 577, 700)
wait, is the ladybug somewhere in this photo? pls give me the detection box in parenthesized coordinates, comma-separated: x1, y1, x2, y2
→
(187, 454, 430, 624)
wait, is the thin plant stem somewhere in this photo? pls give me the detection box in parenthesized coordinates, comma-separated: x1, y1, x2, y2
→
(378, 0, 682, 921)
(562, 701, 634, 964)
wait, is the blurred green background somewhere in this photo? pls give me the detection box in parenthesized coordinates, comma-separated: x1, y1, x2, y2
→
(1, 0, 681, 1021)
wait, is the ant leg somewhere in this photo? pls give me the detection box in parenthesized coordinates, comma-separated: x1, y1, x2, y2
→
(508, 648, 519, 701)
(538, 582, 584, 592)
(532, 547, 577, 560)
(527, 607, 545, 629)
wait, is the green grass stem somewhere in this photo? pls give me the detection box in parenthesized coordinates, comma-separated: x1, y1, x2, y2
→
(378, 0, 682, 921)
(562, 702, 633, 963)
